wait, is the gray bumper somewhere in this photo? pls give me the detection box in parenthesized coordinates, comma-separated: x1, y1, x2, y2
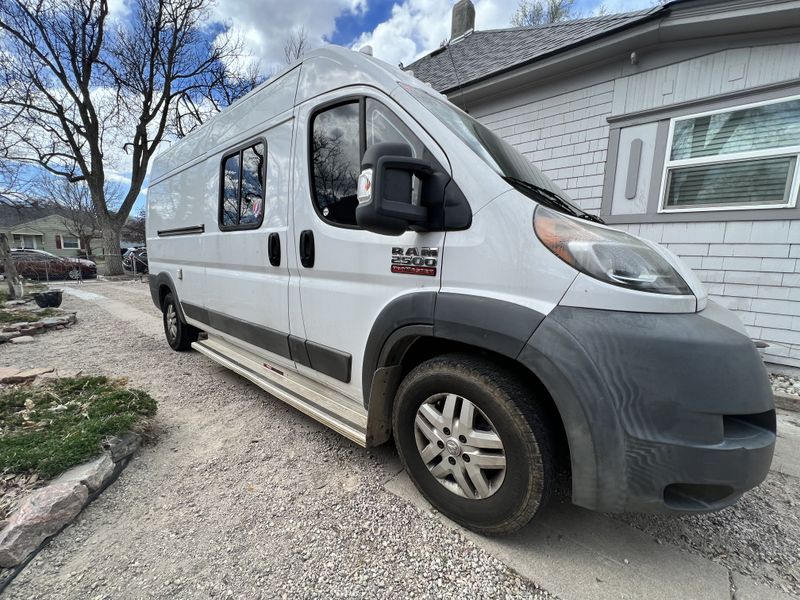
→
(519, 302, 776, 513)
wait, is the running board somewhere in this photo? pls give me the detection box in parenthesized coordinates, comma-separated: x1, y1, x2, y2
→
(192, 337, 368, 447)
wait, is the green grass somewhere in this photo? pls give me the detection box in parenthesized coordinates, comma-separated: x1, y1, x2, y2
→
(0, 308, 58, 324)
(0, 376, 157, 478)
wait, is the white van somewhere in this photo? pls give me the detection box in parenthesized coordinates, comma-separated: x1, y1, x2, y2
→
(147, 46, 776, 534)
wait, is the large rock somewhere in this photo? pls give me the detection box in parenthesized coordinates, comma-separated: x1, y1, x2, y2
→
(14, 367, 54, 379)
(53, 454, 114, 493)
(103, 431, 141, 462)
(10, 336, 35, 345)
(40, 317, 70, 327)
(0, 367, 21, 383)
(0, 481, 88, 568)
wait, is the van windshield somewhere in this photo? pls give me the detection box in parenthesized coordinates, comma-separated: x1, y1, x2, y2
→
(402, 84, 593, 219)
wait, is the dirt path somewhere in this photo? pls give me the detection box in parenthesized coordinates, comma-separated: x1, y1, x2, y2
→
(0, 281, 549, 599)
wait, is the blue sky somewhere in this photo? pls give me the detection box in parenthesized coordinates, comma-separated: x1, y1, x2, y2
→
(120, 0, 656, 212)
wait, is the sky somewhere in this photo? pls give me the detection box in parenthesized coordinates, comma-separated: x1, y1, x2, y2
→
(113, 0, 656, 211)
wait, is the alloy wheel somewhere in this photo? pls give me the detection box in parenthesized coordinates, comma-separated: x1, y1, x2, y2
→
(414, 393, 506, 499)
(166, 303, 178, 341)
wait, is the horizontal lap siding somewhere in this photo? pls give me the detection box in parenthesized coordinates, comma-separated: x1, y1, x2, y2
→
(477, 81, 614, 214)
(617, 221, 800, 367)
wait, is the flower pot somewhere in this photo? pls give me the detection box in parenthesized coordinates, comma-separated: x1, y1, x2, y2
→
(32, 290, 63, 308)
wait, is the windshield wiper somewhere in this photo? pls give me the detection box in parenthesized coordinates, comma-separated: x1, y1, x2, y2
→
(502, 176, 605, 224)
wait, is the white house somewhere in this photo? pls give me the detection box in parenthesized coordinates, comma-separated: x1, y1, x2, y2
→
(407, 0, 800, 367)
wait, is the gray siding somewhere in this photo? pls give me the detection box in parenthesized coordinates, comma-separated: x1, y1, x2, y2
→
(465, 39, 800, 367)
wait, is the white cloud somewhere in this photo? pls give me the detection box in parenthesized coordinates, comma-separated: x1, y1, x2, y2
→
(211, 0, 367, 73)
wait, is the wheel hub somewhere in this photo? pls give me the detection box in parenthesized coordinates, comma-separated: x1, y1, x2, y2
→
(414, 393, 507, 500)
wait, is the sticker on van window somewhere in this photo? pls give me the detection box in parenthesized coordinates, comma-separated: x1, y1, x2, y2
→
(391, 247, 438, 277)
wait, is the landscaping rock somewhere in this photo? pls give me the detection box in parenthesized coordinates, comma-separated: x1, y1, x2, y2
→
(103, 432, 141, 462)
(10, 336, 35, 345)
(40, 317, 70, 327)
(53, 454, 115, 493)
(0, 332, 21, 343)
(14, 368, 54, 380)
(0, 481, 88, 568)
(0, 367, 21, 383)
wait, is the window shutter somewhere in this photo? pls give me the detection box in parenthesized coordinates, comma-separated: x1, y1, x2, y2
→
(55, 234, 62, 249)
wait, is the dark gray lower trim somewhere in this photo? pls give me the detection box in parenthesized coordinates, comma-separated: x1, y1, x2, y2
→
(183, 302, 291, 361)
(157, 224, 205, 237)
(433, 292, 545, 358)
(362, 291, 545, 407)
(289, 335, 311, 368)
(520, 305, 776, 512)
(181, 303, 352, 383)
(306, 340, 352, 383)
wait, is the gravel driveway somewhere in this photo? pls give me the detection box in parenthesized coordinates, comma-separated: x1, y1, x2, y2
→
(0, 281, 550, 599)
(2, 280, 799, 598)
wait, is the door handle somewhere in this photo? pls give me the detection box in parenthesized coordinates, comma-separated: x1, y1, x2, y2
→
(299, 230, 315, 268)
(268, 233, 281, 267)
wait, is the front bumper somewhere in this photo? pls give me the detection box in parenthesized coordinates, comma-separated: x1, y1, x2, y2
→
(519, 301, 776, 513)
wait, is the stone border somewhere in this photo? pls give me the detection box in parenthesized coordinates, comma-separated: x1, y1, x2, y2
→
(0, 307, 77, 345)
(0, 369, 145, 592)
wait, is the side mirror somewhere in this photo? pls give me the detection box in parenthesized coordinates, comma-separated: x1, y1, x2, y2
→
(355, 142, 434, 236)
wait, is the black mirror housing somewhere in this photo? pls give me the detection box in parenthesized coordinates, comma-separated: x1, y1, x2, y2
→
(356, 142, 433, 236)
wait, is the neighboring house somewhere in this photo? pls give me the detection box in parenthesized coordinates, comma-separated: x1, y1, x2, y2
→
(408, 0, 800, 366)
(0, 211, 104, 259)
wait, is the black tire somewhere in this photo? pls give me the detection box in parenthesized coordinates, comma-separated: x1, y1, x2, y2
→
(393, 354, 554, 535)
(162, 292, 199, 351)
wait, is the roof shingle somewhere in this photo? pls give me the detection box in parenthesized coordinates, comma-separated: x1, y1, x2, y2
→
(406, 8, 662, 93)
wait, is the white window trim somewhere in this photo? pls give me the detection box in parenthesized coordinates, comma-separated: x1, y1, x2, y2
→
(61, 235, 82, 250)
(658, 94, 800, 214)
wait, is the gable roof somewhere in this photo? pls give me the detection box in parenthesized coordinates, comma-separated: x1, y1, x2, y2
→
(406, 7, 664, 93)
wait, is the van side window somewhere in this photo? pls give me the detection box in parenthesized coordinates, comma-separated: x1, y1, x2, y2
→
(219, 141, 266, 230)
(310, 99, 427, 227)
(311, 102, 360, 226)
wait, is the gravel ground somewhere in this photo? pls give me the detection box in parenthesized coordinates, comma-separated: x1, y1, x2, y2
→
(0, 281, 551, 599)
(771, 373, 800, 397)
(3, 279, 800, 598)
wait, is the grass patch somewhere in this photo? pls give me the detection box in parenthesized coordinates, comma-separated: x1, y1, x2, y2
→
(0, 308, 58, 324)
(0, 289, 7, 304)
(0, 376, 157, 478)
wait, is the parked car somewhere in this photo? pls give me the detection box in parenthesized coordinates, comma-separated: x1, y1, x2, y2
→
(1, 249, 96, 280)
(146, 47, 775, 535)
(122, 248, 148, 273)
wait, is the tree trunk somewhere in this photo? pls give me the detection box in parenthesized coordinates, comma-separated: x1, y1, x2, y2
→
(101, 224, 124, 276)
(0, 233, 19, 299)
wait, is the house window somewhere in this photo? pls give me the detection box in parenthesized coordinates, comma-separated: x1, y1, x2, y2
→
(62, 235, 81, 250)
(13, 234, 40, 249)
(660, 96, 800, 212)
(219, 140, 266, 230)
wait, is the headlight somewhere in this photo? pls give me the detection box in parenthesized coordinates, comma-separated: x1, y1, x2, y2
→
(533, 205, 691, 295)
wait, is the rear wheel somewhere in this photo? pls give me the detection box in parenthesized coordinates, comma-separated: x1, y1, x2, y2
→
(393, 354, 554, 535)
(162, 292, 198, 351)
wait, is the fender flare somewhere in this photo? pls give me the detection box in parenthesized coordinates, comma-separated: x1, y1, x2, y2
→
(148, 272, 187, 321)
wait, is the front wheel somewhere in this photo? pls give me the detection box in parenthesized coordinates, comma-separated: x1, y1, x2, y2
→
(162, 292, 199, 351)
(393, 354, 555, 535)
(68, 268, 81, 280)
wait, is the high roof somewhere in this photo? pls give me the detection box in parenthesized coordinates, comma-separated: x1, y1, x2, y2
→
(406, 8, 664, 93)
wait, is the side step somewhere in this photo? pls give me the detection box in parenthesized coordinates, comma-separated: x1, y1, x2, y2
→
(192, 337, 368, 446)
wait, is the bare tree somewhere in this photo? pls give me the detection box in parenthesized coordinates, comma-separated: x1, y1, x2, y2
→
(511, 0, 578, 26)
(122, 207, 147, 245)
(0, 0, 258, 275)
(284, 26, 308, 65)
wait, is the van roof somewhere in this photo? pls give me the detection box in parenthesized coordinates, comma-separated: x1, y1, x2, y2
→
(150, 46, 428, 183)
